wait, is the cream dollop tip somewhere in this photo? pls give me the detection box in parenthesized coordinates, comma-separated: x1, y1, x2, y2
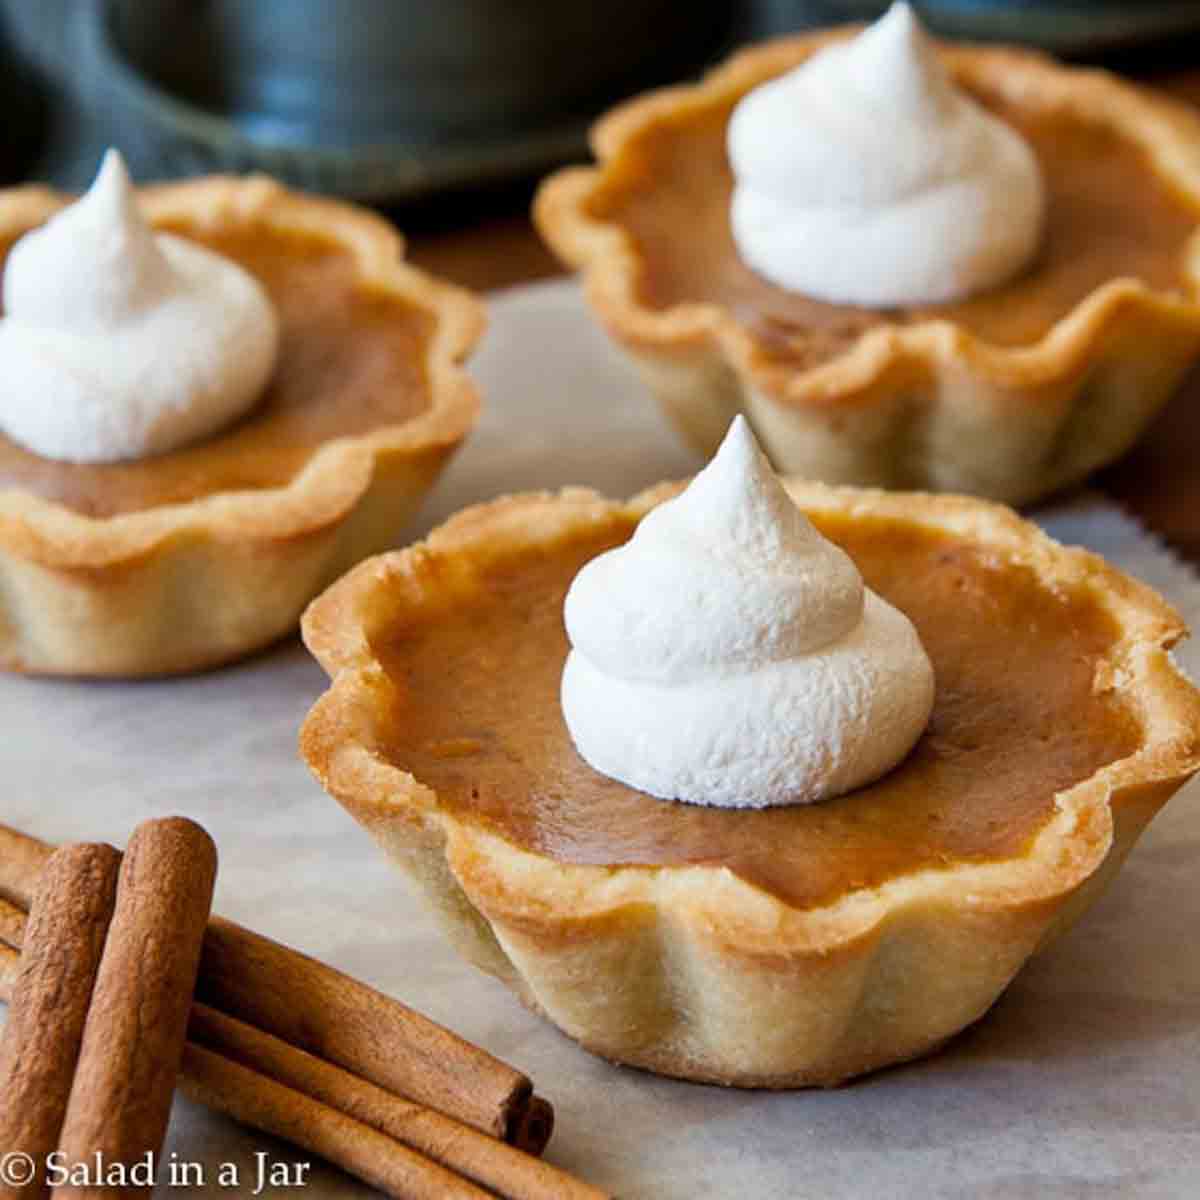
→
(561, 417, 935, 808)
(0, 149, 278, 463)
(727, 1, 1045, 306)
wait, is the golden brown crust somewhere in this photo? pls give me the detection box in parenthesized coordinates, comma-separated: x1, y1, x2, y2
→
(299, 481, 1200, 1086)
(0, 177, 484, 675)
(535, 31, 1200, 505)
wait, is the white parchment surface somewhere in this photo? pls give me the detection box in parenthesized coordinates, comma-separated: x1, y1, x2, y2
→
(2, 282, 1198, 1198)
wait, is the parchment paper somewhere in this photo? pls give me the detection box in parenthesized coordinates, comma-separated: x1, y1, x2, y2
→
(2, 281, 1198, 1198)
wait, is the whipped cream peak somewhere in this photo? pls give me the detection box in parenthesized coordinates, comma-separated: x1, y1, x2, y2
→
(0, 149, 278, 463)
(9, 151, 175, 335)
(561, 416, 935, 808)
(570, 416, 864, 686)
(728, 2, 1045, 306)
(651, 410, 830, 562)
(841, 2, 952, 119)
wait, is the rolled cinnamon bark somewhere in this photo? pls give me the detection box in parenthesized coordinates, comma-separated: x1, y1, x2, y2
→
(181, 1044, 494, 1200)
(512, 1096, 556, 1158)
(52, 818, 217, 1199)
(0, 894, 27, 948)
(0, 825, 50, 909)
(0, 824, 540, 1146)
(196, 915, 533, 1139)
(0, 844, 120, 1200)
(188, 1005, 603, 1200)
(0, 897, 24, 950)
(0, 938, 15, 990)
(0, 910, 609, 1200)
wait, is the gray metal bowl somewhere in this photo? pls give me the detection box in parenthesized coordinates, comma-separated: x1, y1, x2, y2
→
(22, 0, 732, 199)
(115, 0, 726, 149)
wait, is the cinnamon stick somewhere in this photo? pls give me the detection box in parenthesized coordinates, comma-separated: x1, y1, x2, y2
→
(0, 845, 120, 1200)
(512, 1096, 556, 1158)
(0, 937, 16, 991)
(0, 933, 607, 1200)
(0, 825, 50, 909)
(181, 1045, 493, 1200)
(0, 823, 539, 1145)
(197, 915, 533, 1140)
(53, 818, 217, 1199)
(187, 1006, 604, 1200)
(0, 892, 26, 947)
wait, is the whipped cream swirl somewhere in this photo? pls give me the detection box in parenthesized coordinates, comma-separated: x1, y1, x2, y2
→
(561, 417, 934, 808)
(0, 150, 278, 463)
(727, 2, 1045, 307)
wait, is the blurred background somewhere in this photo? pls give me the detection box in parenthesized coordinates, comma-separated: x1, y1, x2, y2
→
(2, 0, 1200, 553)
(5, 0, 1200, 202)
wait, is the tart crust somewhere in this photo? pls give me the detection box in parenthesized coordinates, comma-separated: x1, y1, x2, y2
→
(300, 481, 1200, 1087)
(535, 31, 1200, 505)
(0, 177, 483, 675)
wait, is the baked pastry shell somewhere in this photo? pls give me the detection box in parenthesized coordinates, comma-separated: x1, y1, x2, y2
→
(0, 177, 483, 676)
(300, 481, 1200, 1087)
(535, 32, 1200, 506)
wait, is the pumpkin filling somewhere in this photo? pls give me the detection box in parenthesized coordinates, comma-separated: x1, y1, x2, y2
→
(375, 511, 1141, 912)
(590, 72, 1200, 371)
(0, 222, 433, 517)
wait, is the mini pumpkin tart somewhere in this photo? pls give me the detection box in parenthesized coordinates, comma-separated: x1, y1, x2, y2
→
(300, 478, 1200, 1087)
(535, 23, 1200, 505)
(0, 171, 482, 676)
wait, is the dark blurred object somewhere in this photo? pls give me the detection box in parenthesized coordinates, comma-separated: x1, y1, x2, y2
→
(750, 1, 1200, 53)
(0, 7, 46, 183)
(117, 0, 727, 149)
(4, 0, 733, 199)
(12, 0, 1200, 200)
